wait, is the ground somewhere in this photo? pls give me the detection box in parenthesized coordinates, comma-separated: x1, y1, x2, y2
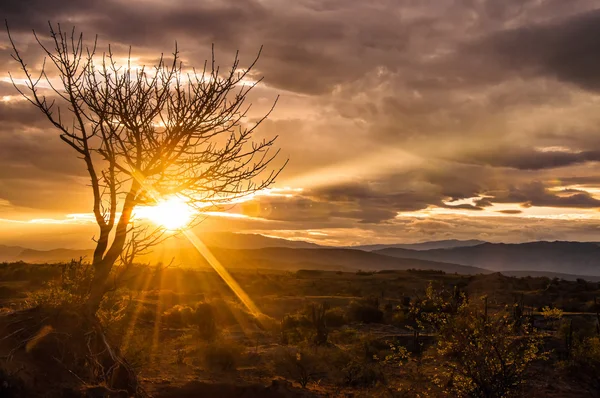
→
(1, 263, 599, 397)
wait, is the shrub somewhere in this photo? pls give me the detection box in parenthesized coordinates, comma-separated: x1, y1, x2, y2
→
(200, 340, 243, 371)
(272, 347, 327, 388)
(281, 313, 311, 330)
(435, 304, 547, 397)
(162, 305, 195, 328)
(565, 336, 600, 395)
(341, 360, 385, 388)
(325, 307, 348, 328)
(309, 302, 329, 345)
(280, 313, 312, 344)
(194, 303, 217, 341)
(348, 299, 383, 324)
(25, 258, 93, 309)
(330, 328, 359, 345)
(161, 302, 218, 340)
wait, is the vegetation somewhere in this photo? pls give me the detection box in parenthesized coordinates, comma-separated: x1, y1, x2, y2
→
(1, 263, 599, 396)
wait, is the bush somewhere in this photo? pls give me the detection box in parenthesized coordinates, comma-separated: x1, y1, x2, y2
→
(330, 328, 359, 345)
(280, 313, 312, 344)
(161, 302, 218, 340)
(194, 303, 217, 341)
(341, 360, 385, 387)
(162, 305, 195, 328)
(271, 347, 329, 388)
(200, 340, 243, 371)
(325, 307, 347, 328)
(25, 259, 93, 309)
(435, 305, 547, 397)
(348, 299, 383, 324)
(566, 336, 600, 395)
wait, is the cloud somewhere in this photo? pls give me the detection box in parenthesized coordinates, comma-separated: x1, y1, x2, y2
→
(454, 147, 600, 170)
(473, 8, 600, 91)
(3, 0, 600, 245)
(486, 182, 600, 208)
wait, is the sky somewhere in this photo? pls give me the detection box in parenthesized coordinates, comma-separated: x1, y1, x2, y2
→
(3, 0, 600, 249)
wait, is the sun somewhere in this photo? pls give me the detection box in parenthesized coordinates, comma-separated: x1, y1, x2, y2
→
(135, 196, 195, 230)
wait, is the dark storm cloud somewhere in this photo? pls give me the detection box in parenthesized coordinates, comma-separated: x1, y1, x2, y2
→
(474, 8, 600, 91)
(486, 182, 600, 209)
(243, 174, 487, 224)
(456, 147, 600, 170)
(496, 210, 522, 215)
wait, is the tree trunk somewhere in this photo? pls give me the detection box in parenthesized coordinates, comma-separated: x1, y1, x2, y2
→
(86, 185, 139, 316)
(86, 258, 114, 315)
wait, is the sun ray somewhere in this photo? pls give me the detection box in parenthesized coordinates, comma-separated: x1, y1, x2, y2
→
(183, 230, 263, 318)
(127, 171, 263, 322)
(150, 266, 166, 363)
(120, 269, 155, 353)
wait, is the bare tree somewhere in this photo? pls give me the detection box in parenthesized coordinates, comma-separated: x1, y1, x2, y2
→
(6, 22, 285, 314)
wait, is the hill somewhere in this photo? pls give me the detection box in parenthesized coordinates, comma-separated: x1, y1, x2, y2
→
(0, 232, 322, 264)
(1, 241, 490, 274)
(349, 239, 487, 251)
(16, 248, 94, 263)
(0, 244, 27, 262)
(375, 241, 600, 276)
(205, 247, 489, 274)
(196, 232, 322, 250)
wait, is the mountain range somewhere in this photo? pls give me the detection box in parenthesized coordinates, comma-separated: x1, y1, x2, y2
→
(374, 241, 600, 277)
(347, 239, 486, 251)
(4, 234, 600, 280)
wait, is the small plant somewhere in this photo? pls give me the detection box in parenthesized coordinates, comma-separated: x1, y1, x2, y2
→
(348, 298, 383, 324)
(310, 302, 329, 345)
(324, 306, 347, 328)
(273, 348, 324, 388)
(175, 348, 186, 365)
(565, 336, 600, 395)
(194, 303, 217, 341)
(25, 258, 93, 309)
(341, 360, 385, 388)
(542, 306, 563, 330)
(201, 340, 243, 372)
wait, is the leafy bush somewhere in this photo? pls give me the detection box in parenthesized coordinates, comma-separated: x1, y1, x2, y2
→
(271, 347, 327, 388)
(329, 328, 359, 345)
(341, 360, 385, 387)
(434, 305, 547, 397)
(25, 259, 93, 308)
(565, 336, 600, 396)
(324, 307, 347, 328)
(348, 299, 383, 324)
(161, 302, 218, 340)
(194, 303, 217, 341)
(162, 305, 195, 328)
(281, 313, 311, 330)
(199, 340, 244, 371)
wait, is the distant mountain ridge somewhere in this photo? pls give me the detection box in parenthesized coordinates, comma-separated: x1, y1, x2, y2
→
(348, 239, 487, 251)
(0, 232, 321, 263)
(7, 237, 600, 279)
(206, 247, 488, 274)
(0, 241, 488, 275)
(375, 241, 600, 276)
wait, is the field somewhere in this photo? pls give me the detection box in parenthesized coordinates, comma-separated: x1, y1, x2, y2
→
(2, 261, 600, 397)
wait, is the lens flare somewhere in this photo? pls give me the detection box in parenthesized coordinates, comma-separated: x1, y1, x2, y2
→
(135, 196, 195, 230)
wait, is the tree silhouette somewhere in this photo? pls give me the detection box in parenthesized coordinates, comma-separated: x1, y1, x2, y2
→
(7, 22, 285, 313)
